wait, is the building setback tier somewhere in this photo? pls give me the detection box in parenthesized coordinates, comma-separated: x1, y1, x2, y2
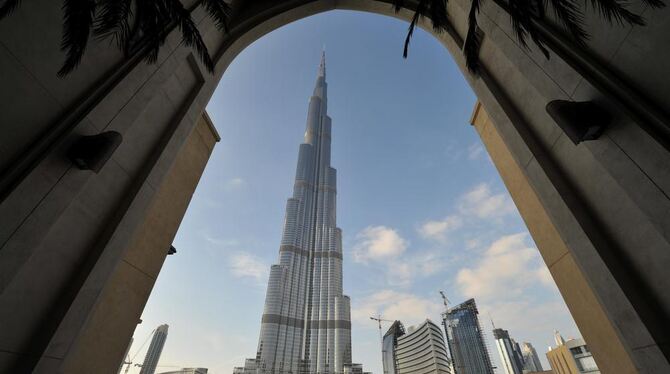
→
(234, 52, 352, 374)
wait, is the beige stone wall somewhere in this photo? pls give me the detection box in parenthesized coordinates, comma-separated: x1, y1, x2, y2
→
(546, 345, 580, 374)
(470, 102, 636, 374)
(58, 112, 220, 374)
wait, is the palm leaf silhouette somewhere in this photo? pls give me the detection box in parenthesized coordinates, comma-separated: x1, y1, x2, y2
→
(394, 0, 665, 75)
(394, 0, 450, 58)
(94, 0, 133, 50)
(57, 0, 96, 77)
(202, 0, 231, 32)
(0, 0, 21, 19)
(1, 0, 230, 76)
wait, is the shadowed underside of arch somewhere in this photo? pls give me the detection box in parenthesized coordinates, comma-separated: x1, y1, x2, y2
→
(0, 1, 668, 373)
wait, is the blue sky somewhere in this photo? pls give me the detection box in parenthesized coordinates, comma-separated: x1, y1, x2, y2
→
(127, 10, 580, 374)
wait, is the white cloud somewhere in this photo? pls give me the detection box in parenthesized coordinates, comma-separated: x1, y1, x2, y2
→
(229, 251, 268, 284)
(203, 234, 239, 247)
(351, 290, 443, 328)
(467, 142, 485, 160)
(452, 233, 576, 361)
(353, 226, 408, 263)
(458, 183, 516, 219)
(418, 215, 462, 242)
(226, 177, 246, 189)
(352, 226, 447, 287)
(456, 233, 551, 300)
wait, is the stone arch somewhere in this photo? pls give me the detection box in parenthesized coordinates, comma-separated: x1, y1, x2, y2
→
(0, 1, 668, 373)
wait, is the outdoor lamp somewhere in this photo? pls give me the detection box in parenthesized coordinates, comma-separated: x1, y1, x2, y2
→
(546, 100, 610, 145)
(67, 131, 123, 172)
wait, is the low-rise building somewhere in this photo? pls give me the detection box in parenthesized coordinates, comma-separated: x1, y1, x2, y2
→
(546, 331, 599, 374)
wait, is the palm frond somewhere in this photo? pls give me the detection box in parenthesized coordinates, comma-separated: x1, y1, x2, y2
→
(0, 0, 21, 19)
(464, 0, 483, 72)
(588, 0, 644, 25)
(428, 0, 450, 32)
(402, 0, 428, 58)
(548, 0, 588, 44)
(640, 0, 665, 8)
(394, 0, 452, 58)
(202, 0, 231, 32)
(94, 0, 133, 49)
(58, 0, 96, 77)
(166, 0, 214, 72)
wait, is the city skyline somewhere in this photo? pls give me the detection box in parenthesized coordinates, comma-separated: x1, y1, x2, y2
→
(127, 10, 581, 374)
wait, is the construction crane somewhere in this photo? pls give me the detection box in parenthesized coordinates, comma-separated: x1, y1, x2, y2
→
(370, 314, 393, 374)
(122, 328, 157, 374)
(439, 290, 450, 310)
(370, 314, 394, 343)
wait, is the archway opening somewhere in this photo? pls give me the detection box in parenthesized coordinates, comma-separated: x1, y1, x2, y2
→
(126, 10, 580, 374)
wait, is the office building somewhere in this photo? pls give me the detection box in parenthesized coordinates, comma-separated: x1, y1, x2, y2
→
(393, 320, 451, 374)
(442, 299, 494, 374)
(140, 324, 169, 374)
(546, 331, 599, 374)
(382, 321, 406, 374)
(493, 328, 524, 374)
(235, 53, 352, 374)
(521, 342, 544, 373)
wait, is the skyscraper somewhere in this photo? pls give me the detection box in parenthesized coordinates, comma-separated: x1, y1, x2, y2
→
(521, 342, 543, 373)
(235, 53, 352, 374)
(382, 321, 406, 374)
(492, 328, 524, 374)
(140, 324, 169, 374)
(442, 299, 494, 374)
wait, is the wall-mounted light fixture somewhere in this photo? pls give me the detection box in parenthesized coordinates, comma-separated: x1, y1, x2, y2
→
(67, 131, 122, 173)
(546, 100, 611, 145)
(168, 245, 177, 255)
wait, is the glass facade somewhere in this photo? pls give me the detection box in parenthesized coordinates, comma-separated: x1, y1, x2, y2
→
(442, 299, 494, 374)
(520, 342, 543, 372)
(382, 321, 406, 374)
(492, 328, 524, 374)
(235, 53, 351, 374)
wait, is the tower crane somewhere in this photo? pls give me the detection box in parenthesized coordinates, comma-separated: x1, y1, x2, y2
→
(370, 314, 394, 374)
(370, 314, 394, 343)
(122, 328, 156, 374)
(439, 290, 450, 310)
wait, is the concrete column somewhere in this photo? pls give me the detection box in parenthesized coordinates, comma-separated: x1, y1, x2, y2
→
(54, 113, 220, 374)
(471, 101, 636, 374)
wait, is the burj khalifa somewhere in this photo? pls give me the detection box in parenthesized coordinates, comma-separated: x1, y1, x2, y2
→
(235, 53, 352, 374)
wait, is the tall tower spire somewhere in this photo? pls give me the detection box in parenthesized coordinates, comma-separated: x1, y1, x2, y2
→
(236, 54, 352, 374)
(318, 49, 326, 78)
